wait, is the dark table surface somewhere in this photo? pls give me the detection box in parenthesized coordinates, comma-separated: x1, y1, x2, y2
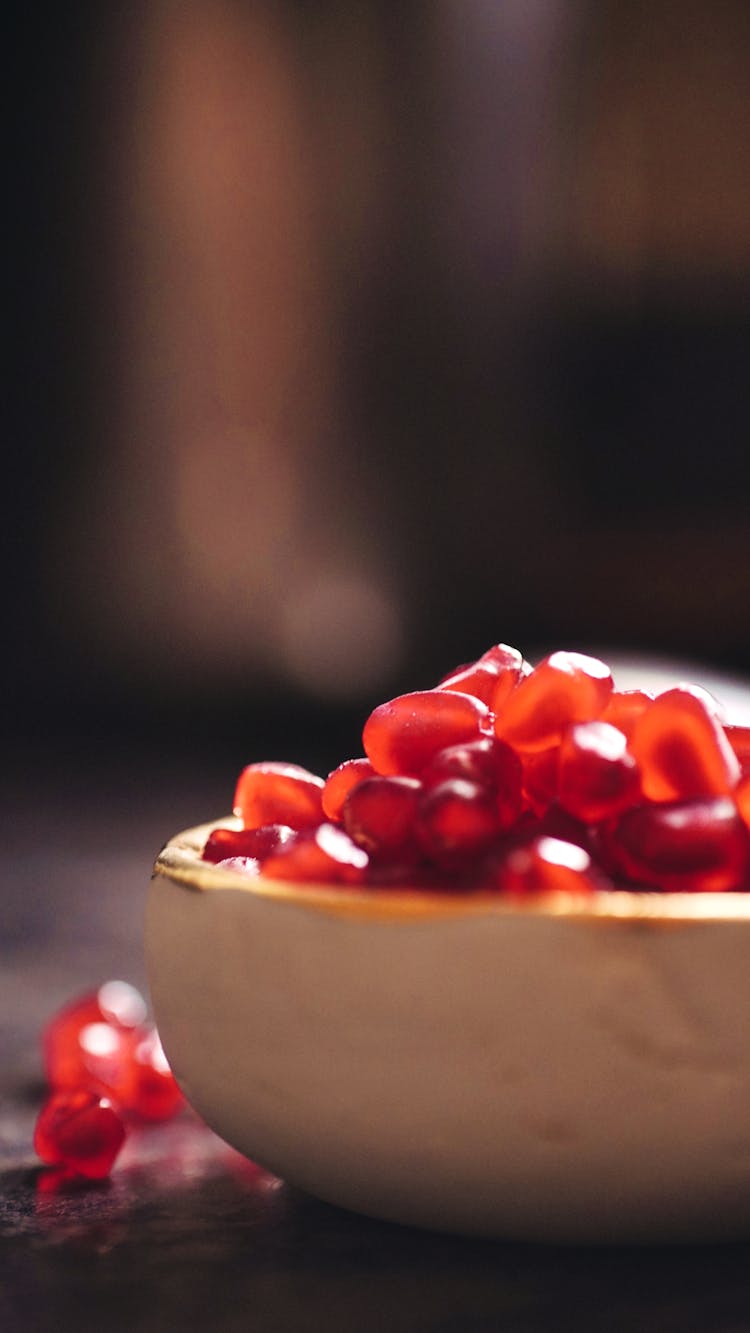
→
(3, 745, 750, 1333)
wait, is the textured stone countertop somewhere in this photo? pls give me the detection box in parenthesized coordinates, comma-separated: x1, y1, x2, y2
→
(2, 751, 750, 1333)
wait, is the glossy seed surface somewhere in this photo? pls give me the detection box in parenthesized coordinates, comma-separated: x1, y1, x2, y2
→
(233, 762, 325, 830)
(630, 689, 740, 802)
(494, 652, 613, 753)
(34, 1091, 126, 1179)
(363, 691, 490, 777)
(208, 640, 750, 895)
(343, 776, 422, 860)
(557, 721, 640, 823)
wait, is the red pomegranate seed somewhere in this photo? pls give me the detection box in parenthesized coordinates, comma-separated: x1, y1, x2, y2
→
(536, 803, 592, 852)
(437, 660, 504, 706)
(521, 746, 560, 817)
(343, 776, 422, 860)
(69, 1022, 138, 1104)
(322, 758, 376, 821)
(499, 836, 603, 894)
(43, 982, 147, 1092)
(494, 652, 613, 753)
(604, 796, 750, 891)
(726, 724, 750, 777)
(261, 823, 369, 884)
(483, 644, 531, 709)
(416, 778, 501, 868)
(480, 644, 529, 671)
(216, 856, 261, 875)
(736, 775, 750, 830)
(363, 690, 490, 777)
(233, 762, 324, 830)
(34, 1090, 126, 1179)
(203, 823, 295, 863)
(601, 689, 654, 739)
(557, 721, 641, 823)
(422, 737, 523, 832)
(629, 689, 740, 803)
(438, 644, 526, 708)
(125, 1029, 183, 1121)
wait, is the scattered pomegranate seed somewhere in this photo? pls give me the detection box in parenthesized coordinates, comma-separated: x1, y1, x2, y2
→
(557, 721, 641, 824)
(43, 982, 147, 1093)
(203, 823, 295, 863)
(36, 983, 185, 1183)
(630, 689, 740, 803)
(495, 652, 613, 753)
(34, 1090, 126, 1180)
(261, 823, 369, 884)
(233, 762, 324, 830)
(363, 690, 490, 777)
(322, 758, 376, 821)
(125, 1029, 184, 1121)
(343, 776, 422, 860)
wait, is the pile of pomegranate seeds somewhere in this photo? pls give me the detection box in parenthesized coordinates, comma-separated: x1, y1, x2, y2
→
(202, 645, 750, 895)
(34, 980, 182, 1180)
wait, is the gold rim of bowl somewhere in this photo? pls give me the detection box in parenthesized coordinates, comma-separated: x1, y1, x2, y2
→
(153, 819, 750, 925)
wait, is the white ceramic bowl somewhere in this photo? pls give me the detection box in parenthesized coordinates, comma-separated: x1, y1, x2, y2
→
(147, 821, 750, 1242)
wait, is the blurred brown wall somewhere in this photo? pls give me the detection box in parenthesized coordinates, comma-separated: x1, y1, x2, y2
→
(9, 0, 750, 742)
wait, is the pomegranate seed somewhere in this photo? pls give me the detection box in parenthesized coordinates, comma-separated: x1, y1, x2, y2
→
(43, 982, 147, 1093)
(601, 689, 654, 739)
(416, 779, 501, 868)
(536, 803, 592, 852)
(343, 776, 422, 860)
(495, 652, 613, 753)
(483, 644, 531, 709)
(480, 644, 530, 671)
(216, 856, 261, 875)
(604, 796, 750, 892)
(499, 836, 603, 894)
(261, 823, 369, 884)
(422, 737, 523, 832)
(521, 746, 560, 817)
(322, 758, 376, 821)
(557, 721, 641, 823)
(630, 689, 740, 802)
(203, 823, 295, 863)
(233, 762, 324, 830)
(125, 1029, 183, 1121)
(736, 775, 750, 830)
(34, 1090, 126, 1179)
(438, 644, 526, 708)
(202, 821, 297, 863)
(438, 660, 505, 706)
(726, 724, 750, 777)
(366, 859, 437, 888)
(363, 690, 490, 777)
(202, 642, 750, 896)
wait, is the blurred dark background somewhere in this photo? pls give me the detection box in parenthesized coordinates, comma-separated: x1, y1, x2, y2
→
(8, 0, 750, 781)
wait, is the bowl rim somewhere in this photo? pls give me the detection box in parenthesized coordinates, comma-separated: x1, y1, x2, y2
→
(153, 819, 750, 925)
